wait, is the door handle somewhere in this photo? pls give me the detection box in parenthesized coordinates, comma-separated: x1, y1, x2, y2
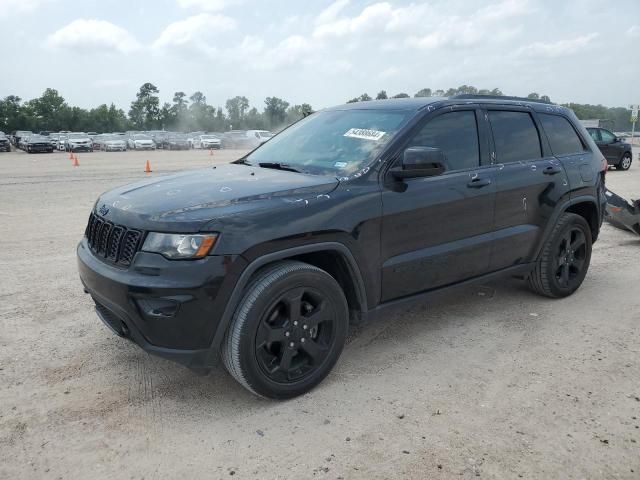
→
(467, 177, 491, 188)
(543, 165, 562, 175)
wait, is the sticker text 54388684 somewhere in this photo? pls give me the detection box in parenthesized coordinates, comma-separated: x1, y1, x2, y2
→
(343, 128, 386, 141)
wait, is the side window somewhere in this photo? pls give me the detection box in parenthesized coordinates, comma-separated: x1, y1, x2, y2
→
(600, 129, 615, 143)
(409, 111, 479, 171)
(539, 113, 586, 156)
(587, 129, 600, 142)
(488, 111, 542, 163)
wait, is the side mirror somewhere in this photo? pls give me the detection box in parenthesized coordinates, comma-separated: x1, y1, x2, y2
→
(392, 147, 447, 179)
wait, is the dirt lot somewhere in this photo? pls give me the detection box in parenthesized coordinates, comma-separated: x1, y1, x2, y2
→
(0, 147, 639, 479)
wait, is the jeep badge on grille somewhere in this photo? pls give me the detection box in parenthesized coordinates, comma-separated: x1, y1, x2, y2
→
(99, 204, 109, 216)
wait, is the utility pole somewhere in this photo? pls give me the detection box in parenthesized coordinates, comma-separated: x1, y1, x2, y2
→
(630, 105, 638, 145)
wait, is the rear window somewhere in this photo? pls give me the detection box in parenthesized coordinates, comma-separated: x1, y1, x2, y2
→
(488, 111, 542, 163)
(539, 114, 585, 156)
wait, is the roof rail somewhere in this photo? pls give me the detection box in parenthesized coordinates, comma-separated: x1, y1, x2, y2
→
(451, 94, 554, 105)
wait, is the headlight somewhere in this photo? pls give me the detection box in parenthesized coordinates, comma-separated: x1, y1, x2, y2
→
(142, 233, 218, 259)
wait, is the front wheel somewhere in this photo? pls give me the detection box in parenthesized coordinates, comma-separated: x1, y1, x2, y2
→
(222, 261, 349, 399)
(528, 213, 592, 298)
(618, 153, 632, 171)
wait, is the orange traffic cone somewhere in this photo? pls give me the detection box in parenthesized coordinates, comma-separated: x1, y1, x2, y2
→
(144, 160, 152, 173)
(68, 150, 73, 160)
(209, 148, 213, 156)
(72, 154, 79, 167)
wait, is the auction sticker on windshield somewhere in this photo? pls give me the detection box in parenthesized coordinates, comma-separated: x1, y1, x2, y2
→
(343, 128, 386, 141)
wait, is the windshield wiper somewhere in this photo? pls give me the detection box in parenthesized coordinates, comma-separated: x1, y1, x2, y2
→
(258, 162, 303, 173)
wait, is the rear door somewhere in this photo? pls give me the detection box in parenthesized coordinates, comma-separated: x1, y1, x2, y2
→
(487, 108, 571, 271)
(380, 108, 498, 301)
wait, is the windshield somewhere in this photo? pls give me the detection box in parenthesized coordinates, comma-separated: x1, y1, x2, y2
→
(258, 131, 273, 138)
(69, 133, 87, 139)
(133, 134, 151, 140)
(201, 135, 218, 140)
(244, 109, 411, 176)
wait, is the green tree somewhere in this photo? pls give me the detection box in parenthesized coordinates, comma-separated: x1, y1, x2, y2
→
(376, 90, 388, 100)
(414, 88, 431, 98)
(392, 93, 410, 98)
(358, 93, 372, 102)
(225, 96, 249, 129)
(129, 83, 160, 129)
(264, 96, 290, 129)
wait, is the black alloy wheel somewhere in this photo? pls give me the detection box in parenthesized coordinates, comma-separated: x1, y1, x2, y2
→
(255, 286, 336, 384)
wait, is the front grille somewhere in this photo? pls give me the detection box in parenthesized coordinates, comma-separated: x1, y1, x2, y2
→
(85, 213, 143, 267)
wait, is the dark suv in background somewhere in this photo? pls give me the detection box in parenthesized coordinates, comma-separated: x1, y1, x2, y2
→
(78, 96, 606, 399)
(587, 127, 633, 170)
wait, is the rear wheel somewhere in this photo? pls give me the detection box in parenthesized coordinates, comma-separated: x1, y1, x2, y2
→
(528, 213, 592, 298)
(222, 261, 348, 399)
(618, 153, 632, 171)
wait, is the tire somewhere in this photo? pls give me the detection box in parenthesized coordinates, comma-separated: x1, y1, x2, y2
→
(618, 153, 632, 171)
(528, 213, 592, 298)
(222, 260, 349, 399)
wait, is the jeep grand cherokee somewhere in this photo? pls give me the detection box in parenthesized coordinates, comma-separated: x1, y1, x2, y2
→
(78, 96, 607, 399)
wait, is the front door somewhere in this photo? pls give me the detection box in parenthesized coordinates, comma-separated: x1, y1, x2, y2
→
(380, 109, 497, 302)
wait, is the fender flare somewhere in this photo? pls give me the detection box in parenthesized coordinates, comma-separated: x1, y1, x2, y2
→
(533, 195, 600, 261)
(209, 242, 368, 352)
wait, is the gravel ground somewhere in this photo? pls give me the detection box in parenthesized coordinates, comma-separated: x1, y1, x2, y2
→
(0, 147, 639, 480)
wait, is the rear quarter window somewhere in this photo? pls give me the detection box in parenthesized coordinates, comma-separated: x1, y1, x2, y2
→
(539, 114, 586, 156)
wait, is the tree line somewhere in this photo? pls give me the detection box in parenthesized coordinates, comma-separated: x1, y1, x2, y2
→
(0, 83, 635, 134)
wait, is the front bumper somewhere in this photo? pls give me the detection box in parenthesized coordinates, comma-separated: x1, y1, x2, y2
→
(105, 145, 126, 151)
(77, 239, 246, 370)
(70, 144, 92, 151)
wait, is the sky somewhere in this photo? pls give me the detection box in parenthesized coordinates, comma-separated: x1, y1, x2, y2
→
(1, 0, 639, 112)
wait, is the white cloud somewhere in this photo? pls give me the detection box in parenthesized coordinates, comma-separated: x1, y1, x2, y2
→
(314, 2, 392, 38)
(0, 0, 53, 17)
(315, 0, 350, 26)
(515, 33, 599, 58)
(378, 66, 399, 79)
(46, 19, 141, 54)
(627, 25, 640, 38)
(177, 0, 241, 11)
(153, 13, 236, 51)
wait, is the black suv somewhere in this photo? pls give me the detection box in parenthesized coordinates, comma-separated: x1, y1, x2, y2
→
(586, 127, 633, 170)
(78, 96, 607, 399)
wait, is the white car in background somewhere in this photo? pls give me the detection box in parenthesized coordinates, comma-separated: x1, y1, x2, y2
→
(246, 130, 274, 147)
(66, 132, 93, 152)
(127, 134, 155, 150)
(193, 134, 221, 150)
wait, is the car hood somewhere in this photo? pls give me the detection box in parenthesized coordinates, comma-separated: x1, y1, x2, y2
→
(96, 164, 339, 232)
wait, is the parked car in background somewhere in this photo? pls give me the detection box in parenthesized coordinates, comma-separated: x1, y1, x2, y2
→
(162, 134, 190, 150)
(57, 134, 69, 151)
(221, 130, 254, 149)
(587, 127, 633, 170)
(246, 130, 274, 147)
(149, 131, 170, 149)
(95, 135, 127, 152)
(0, 132, 11, 152)
(128, 134, 155, 150)
(14, 130, 33, 148)
(193, 134, 221, 150)
(49, 133, 61, 149)
(186, 131, 205, 148)
(25, 134, 54, 153)
(66, 132, 93, 152)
